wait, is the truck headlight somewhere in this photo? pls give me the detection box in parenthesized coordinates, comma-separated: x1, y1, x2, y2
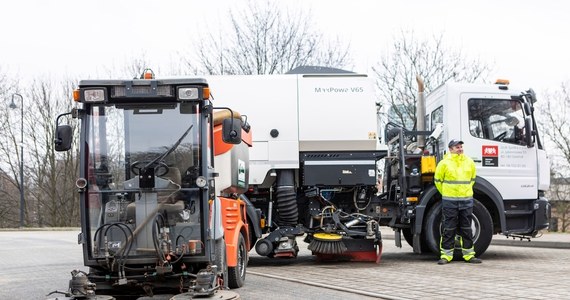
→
(83, 88, 106, 102)
(178, 87, 199, 100)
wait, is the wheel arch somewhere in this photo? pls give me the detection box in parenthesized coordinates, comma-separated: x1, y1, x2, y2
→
(239, 194, 262, 248)
(473, 176, 505, 234)
(414, 185, 440, 234)
(414, 177, 505, 235)
(219, 197, 248, 268)
(224, 224, 246, 268)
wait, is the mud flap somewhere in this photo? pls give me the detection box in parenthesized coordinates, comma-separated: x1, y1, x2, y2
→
(412, 233, 422, 254)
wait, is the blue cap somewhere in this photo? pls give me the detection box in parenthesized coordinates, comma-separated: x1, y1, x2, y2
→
(448, 139, 464, 148)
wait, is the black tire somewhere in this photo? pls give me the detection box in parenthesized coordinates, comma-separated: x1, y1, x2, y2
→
(424, 199, 493, 257)
(228, 233, 247, 288)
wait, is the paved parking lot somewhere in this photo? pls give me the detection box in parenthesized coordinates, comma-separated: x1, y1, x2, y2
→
(244, 233, 570, 300)
(1, 229, 568, 299)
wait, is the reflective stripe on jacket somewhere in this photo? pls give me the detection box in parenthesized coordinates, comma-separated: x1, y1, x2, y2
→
(434, 153, 476, 200)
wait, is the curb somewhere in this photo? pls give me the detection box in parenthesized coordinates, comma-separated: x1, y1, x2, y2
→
(0, 227, 80, 232)
(490, 238, 570, 249)
(381, 233, 570, 249)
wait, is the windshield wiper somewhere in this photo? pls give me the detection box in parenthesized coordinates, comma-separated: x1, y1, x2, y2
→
(144, 124, 194, 169)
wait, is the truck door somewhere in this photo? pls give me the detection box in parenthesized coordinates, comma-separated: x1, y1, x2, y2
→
(460, 95, 538, 201)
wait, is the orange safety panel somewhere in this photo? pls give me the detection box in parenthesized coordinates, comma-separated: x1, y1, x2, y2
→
(218, 196, 249, 267)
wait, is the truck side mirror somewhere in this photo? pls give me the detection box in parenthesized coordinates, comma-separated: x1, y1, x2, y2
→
(55, 125, 73, 151)
(222, 118, 242, 144)
(524, 116, 534, 148)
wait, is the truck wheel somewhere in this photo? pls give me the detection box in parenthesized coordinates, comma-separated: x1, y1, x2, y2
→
(228, 233, 247, 288)
(424, 199, 493, 257)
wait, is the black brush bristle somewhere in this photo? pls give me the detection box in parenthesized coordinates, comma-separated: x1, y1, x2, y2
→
(308, 239, 347, 254)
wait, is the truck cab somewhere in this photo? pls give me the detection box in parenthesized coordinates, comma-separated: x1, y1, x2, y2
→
(418, 80, 551, 254)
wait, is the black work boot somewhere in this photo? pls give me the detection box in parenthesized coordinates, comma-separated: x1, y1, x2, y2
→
(437, 258, 450, 265)
(466, 257, 482, 264)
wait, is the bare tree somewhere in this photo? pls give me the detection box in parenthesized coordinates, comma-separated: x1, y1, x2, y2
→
(539, 81, 570, 231)
(373, 30, 492, 129)
(0, 72, 22, 227)
(187, 1, 352, 75)
(26, 78, 80, 227)
(540, 81, 570, 177)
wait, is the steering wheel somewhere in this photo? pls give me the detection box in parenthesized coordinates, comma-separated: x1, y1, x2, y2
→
(494, 131, 507, 141)
(130, 161, 169, 177)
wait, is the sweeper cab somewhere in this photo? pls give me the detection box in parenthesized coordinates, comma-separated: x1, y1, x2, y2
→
(48, 70, 252, 299)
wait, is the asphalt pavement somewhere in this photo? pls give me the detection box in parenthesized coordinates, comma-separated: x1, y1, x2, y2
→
(1, 228, 569, 299)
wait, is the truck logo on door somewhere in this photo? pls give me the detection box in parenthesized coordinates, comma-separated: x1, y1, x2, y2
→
(482, 145, 499, 167)
(483, 147, 497, 156)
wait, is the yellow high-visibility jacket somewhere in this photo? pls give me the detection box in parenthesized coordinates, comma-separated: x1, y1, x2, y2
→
(434, 153, 476, 200)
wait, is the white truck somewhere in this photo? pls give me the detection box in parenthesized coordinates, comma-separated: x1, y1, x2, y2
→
(206, 71, 550, 260)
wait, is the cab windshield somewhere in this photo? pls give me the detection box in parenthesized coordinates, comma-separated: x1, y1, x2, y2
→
(86, 103, 202, 192)
(83, 103, 204, 258)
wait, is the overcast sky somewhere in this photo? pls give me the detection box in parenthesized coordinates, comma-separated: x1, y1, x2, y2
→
(1, 0, 568, 93)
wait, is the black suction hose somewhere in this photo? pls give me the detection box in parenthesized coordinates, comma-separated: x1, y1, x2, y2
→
(275, 169, 298, 226)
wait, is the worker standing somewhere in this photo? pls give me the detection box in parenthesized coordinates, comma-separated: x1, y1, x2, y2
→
(434, 139, 482, 265)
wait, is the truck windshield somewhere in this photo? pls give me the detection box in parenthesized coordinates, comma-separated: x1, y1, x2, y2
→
(83, 102, 205, 258)
(86, 103, 201, 192)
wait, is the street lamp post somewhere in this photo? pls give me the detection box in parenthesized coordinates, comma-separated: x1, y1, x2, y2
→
(9, 93, 25, 228)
